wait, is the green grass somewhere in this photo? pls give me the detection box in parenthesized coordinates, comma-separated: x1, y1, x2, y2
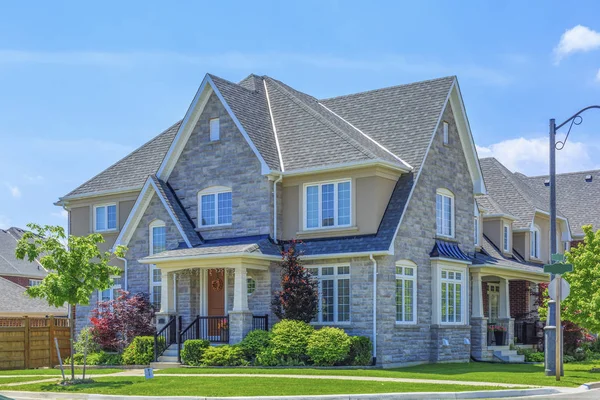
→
(156, 361, 600, 387)
(0, 376, 506, 397)
(0, 368, 124, 376)
(0, 376, 60, 385)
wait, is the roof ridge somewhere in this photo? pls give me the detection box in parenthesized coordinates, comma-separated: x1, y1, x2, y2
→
(265, 78, 383, 162)
(526, 168, 600, 179)
(208, 73, 255, 94)
(486, 158, 540, 212)
(320, 76, 456, 101)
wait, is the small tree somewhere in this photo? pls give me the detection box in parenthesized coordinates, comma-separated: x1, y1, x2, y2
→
(271, 240, 318, 322)
(15, 224, 126, 381)
(90, 290, 155, 352)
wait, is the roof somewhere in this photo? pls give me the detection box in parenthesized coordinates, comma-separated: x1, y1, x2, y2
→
(140, 235, 281, 262)
(471, 235, 547, 275)
(525, 170, 600, 238)
(0, 228, 47, 278)
(479, 157, 564, 230)
(430, 240, 471, 261)
(0, 277, 68, 316)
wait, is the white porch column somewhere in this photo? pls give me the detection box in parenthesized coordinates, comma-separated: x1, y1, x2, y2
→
(160, 270, 175, 313)
(232, 265, 249, 312)
(499, 278, 511, 319)
(471, 271, 484, 318)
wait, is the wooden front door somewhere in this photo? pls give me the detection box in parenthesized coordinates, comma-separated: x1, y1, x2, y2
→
(207, 269, 225, 316)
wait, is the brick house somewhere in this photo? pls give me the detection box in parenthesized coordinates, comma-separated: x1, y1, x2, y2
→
(58, 73, 563, 366)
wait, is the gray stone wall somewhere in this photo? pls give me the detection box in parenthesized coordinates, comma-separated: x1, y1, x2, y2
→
(167, 92, 274, 240)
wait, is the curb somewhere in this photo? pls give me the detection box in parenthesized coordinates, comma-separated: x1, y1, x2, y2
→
(0, 388, 569, 400)
(580, 381, 600, 390)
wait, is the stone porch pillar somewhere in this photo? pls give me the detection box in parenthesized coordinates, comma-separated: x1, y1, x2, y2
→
(229, 265, 252, 344)
(470, 271, 488, 359)
(498, 278, 515, 345)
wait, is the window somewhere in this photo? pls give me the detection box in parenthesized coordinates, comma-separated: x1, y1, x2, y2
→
(149, 220, 166, 310)
(503, 224, 510, 252)
(210, 118, 220, 141)
(199, 187, 232, 226)
(443, 121, 449, 144)
(100, 276, 122, 302)
(440, 269, 464, 324)
(530, 225, 540, 259)
(474, 217, 479, 246)
(487, 283, 500, 323)
(304, 180, 351, 229)
(395, 261, 417, 323)
(94, 204, 117, 232)
(28, 279, 42, 287)
(436, 189, 454, 237)
(306, 266, 350, 323)
(247, 277, 256, 295)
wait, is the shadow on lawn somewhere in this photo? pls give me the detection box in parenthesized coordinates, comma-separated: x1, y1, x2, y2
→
(392, 363, 546, 376)
(38, 380, 135, 392)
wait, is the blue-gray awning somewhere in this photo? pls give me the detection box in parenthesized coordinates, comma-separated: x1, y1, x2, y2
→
(430, 240, 471, 261)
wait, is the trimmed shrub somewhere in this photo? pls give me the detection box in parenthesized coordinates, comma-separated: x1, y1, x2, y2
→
(239, 330, 271, 360)
(254, 346, 279, 366)
(74, 327, 101, 355)
(270, 320, 314, 361)
(122, 336, 164, 365)
(306, 327, 351, 366)
(201, 345, 248, 366)
(180, 339, 210, 366)
(347, 336, 372, 366)
(66, 351, 123, 366)
(517, 348, 545, 363)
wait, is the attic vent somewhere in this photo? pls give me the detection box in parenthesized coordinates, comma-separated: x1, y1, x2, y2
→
(544, 179, 550, 186)
(585, 175, 593, 182)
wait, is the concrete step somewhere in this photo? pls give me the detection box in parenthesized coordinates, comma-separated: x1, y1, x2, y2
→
(150, 361, 181, 369)
(162, 349, 179, 357)
(158, 355, 178, 363)
(493, 350, 525, 363)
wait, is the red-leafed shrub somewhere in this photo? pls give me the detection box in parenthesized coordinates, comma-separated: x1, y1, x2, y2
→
(90, 291, 155, 352)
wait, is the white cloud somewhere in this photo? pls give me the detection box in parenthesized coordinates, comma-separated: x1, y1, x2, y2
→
(5, 183, 21, 198)
(51, 210, 68, 220)
(22, 174, 44, 183)
(554, 25, 600, 62)
(0, 215, 10, 229)
(476, 134, 600, 176)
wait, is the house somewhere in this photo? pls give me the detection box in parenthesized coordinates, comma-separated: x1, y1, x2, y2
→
(58, 72, 559, 366)
(0, 227, 67, 317)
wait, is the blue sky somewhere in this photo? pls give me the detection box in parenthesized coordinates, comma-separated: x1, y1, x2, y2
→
(2, 0, 600, 230)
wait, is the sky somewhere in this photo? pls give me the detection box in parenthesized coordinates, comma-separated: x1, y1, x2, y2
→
(2, 0, 600, 230)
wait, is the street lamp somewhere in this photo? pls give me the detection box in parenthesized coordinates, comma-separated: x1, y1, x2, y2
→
(547, 105, 600, 380)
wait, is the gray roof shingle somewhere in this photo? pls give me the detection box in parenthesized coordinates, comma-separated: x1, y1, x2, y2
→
(472, 235, 547, 276)
(0, 228, 47, 278)
(525, 170, 600, 237)
(475, 194, 510, 216)
(0, 277, 68, 316)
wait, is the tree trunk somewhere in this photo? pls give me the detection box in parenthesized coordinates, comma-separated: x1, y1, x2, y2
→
(70, 304, 75, 381)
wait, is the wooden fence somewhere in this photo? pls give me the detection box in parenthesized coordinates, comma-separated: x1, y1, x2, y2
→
(0, 316, 70, 370)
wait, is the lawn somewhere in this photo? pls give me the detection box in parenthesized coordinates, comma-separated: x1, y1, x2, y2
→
(0, 376, 507, 397)
(0, 376, 60, 385)
(0, 368, 124, 376)
(156, 361, 600, 387)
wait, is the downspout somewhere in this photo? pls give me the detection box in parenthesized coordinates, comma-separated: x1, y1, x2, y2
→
(370, 254, 377, 365)
(273, 174, 283, 243)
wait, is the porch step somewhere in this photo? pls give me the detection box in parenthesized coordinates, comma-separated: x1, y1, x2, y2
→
(150, 361, 181, 369)
(162, 349, 179, 357)
(493, 349, 525, 363)
(158, 355, 179, 363)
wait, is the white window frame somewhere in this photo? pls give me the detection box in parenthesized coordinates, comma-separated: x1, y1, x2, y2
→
(436, 188, 455, 238)
(530, 225, 541, 259)
(99, 275, 123, 302)
(149, 220, 166, 310)
(198, 186, 232, 227)
(395, 260, 417, 324)
(209, 117, 220, 141)
(474, 216, 479, 246)
(439, 267, 466, 325)
(443, 121, 449, 145)
(306, 265, 351, 324)
(93, 203, 117, 232)
(247, 277, 256, 296)
(487, 283, 500, 323)
(503, 224, 510, 252)
(303, 179, 352, 230)
(28, 279, 42, 287)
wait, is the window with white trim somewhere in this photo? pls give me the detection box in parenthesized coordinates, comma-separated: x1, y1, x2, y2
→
(28, 279, 42, 287)
(304, 180, 351, 230)
(247, 277, 256, 295)
(503, 224, 510, 252)
(487, 283, 500, 323)
(395, 261, 417, 323)
(198, 187, 232, 226)
(436, 189, 454, 237)
(474, 217, 479, 246)
(94, 204, 117, 232)
(149, 220, 166, 310)
(443, 121, 449, 145)
(440, 269, 464, 324)
(100, 276, 122, 302)
(210, 118, 220, 141)
(306, 266, 350, 323)
(530, 225, 540, 259)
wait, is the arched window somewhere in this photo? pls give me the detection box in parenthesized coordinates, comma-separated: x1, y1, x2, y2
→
(149, 219, 166, 309)
(436, 188, 454, 237)
(395, 260, 417, 323)
(198, 186, 232, 226)
(530, 225, 541, 259)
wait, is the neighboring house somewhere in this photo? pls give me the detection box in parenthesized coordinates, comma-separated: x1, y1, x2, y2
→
(0, 228, 67, 317)
(61, 72, 559, 367)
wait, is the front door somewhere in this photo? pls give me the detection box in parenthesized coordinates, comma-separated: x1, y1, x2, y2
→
(207, 269, 225, 337)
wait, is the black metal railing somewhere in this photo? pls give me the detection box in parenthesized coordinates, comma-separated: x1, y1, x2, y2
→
(252, 314, 269, 332)
(154, 316, 176, 361)
(514, 320, 540, 345)
(178, 315, 229, 347)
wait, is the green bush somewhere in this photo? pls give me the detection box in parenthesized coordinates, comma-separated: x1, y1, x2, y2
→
(347, 336, 372, 366)
(122, 336, 164, 365)
(306, 327, 351, 366)
(180, 339, 210, 366)
(66, 351, 122, 366)
(200, 345, 248, 366)
(74, 327, 101, 355)
(270, 320, 314, 361)
(239, 330, 271, 360)
(516, 348, 545, 363)
(254, 346, 279, 366)
(564, 354, 576, 363)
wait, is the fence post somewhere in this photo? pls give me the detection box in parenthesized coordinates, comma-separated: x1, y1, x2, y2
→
(195, 315, 200, 340)
(49, 316, 55, 368)
(265, 314, 269, 331)
(23, 316, 30, 369)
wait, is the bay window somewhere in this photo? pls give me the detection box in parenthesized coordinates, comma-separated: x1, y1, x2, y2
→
(440, 269, 464, 324)
(305, 180, 351, 229)
(307, 265, 350, 323)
